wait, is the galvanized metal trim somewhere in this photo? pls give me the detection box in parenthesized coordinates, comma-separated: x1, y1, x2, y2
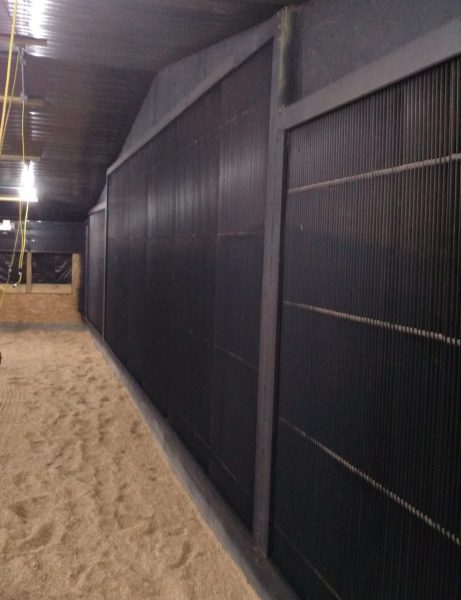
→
(279, 17, 461, 132)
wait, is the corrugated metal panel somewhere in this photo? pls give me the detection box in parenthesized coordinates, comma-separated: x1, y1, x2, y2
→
(105, 44, 272, 528)
(143, 125, 177, 417)
(271, 56, 461, 599)
(105, 166, 129, 365)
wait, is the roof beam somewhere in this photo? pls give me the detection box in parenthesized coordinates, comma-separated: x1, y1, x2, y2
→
(0, 95, 46, 108)
(0, 34, 48, 48)
(0, 153, 41, 162)
(0, 195, 37, 202)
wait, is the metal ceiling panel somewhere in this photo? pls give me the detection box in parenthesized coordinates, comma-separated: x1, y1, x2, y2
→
(2, 0, 287, 71)
(0, 53, 152, 220)
(0, 0, 290, 221)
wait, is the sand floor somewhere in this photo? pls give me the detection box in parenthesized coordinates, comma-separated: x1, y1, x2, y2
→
(0, 329, 260, 600)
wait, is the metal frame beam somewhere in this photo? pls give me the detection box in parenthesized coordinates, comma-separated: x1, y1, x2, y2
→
(0, 153, 41, 162)
(253, 6, 295, 554)
(279, 17, 461, 133)
(0, 95, 46, 108)
(0, 34, 47, 48)
(0, 195, 36, 202)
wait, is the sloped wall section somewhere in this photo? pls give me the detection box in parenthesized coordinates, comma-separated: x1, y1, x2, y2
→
(105, 45, 272, 528)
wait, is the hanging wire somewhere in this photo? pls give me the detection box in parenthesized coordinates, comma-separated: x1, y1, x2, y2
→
(16, 48, 29, 286)
(0, 0, 19, 312)
(0, 52, 19, 154)
(0, 0, 18, 145)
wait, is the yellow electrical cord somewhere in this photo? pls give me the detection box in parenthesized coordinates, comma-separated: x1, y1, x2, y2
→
(0, 0, 18, 146)
(16, 60, 29, 285)
(0, 0, 32, 310)
(0, 53, 19, 155)
(0, 200, 22, 310)
(0, 51, 21, 304)
(0, 0, 21, 311)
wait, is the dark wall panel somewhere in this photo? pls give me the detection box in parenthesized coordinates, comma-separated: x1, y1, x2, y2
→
(142, 236, 173, 417)
(105, 45, 272, 527)
(127, 150, 149, 383)
(271, 56, 461, 599)
(87, 210, 105, 333)
(106, 167, 130, 364)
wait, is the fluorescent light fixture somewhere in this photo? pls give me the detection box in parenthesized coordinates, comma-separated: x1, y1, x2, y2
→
(7, 0, 47, 39)
(30, 0, 47, 39)
(0, 163, 40, 202)
(0, 219, 13, 231)
(19, 162, 38, 203)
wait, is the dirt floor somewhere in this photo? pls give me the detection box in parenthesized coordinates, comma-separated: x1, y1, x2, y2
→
(0, 329, 260, 600)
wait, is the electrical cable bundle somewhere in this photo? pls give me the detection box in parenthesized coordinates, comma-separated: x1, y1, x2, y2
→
(0, 0, 31, 311)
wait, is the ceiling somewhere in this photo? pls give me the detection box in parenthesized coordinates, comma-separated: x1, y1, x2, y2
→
(0, 0, 290, 221)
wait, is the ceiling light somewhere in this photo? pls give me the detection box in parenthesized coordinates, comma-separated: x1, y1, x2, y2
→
(19, 162, 38, 203)
(30, 0, 47, 39)
(0, 219, 13, 231)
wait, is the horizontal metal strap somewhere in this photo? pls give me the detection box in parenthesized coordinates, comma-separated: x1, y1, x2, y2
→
(282, 418, 461, 547)
(285, 301, 461, 347)
(288, 153, 461, 195)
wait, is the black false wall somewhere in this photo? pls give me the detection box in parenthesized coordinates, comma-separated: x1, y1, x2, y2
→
(270, 56, 461, 599)
(105, 45, 272, 528)
(86, 6, 461, 597)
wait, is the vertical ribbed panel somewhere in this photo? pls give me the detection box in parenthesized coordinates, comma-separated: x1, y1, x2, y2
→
(209, 47, 271, 526)
(143, 124, 177, 417)
(126, 147, 149, 384)
(105, 44, 272, 528)
(106, 165, 129, 365)
(271, 56, 461, 598)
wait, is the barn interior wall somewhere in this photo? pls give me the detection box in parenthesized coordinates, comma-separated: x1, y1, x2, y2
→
(86, 2, 461, 597)
(105, 44, 272, 528)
